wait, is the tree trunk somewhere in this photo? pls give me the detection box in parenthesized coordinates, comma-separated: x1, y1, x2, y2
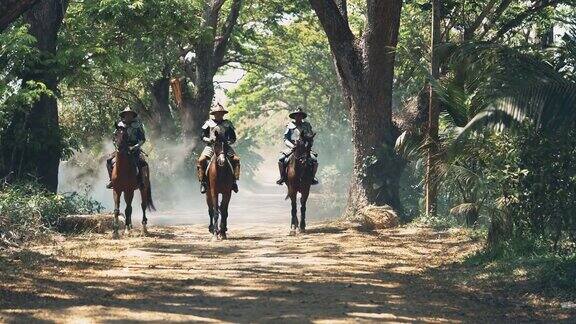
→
(0, 0, 40, 32)
(309, 0, 404, 214)
(177, 0, 242, 147)
(180, 81, 214, 143)
(425, 0, 441, 217)
(8, 0, 67, 192)
(147, 76, 177, 140)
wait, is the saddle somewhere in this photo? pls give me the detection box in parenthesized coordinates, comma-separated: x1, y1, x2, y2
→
(205, 155, 235, 176)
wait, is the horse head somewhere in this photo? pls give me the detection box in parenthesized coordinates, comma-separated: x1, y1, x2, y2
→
(115, 125, 130, 154)
(212, 129, 227, 167)
(294, 132, 316, 166)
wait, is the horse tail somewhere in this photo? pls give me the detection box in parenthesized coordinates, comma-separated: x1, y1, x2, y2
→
(146, 182, 156, 211)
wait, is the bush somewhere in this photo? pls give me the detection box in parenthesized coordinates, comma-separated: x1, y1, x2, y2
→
(498, 127, 576, 254)
(0, 182, 103, 247)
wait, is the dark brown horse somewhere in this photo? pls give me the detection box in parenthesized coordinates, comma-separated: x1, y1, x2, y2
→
(285, 133, 315, 235)
(111, 125, 155, 238)
(206, 130, 235, 240)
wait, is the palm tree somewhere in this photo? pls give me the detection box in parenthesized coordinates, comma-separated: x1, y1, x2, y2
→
(397, 31, 576, 228)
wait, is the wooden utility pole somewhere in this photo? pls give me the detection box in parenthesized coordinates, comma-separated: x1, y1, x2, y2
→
(425, 0, 441, 217)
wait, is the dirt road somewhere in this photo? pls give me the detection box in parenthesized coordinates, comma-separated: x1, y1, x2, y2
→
(1, 221, 570, 323)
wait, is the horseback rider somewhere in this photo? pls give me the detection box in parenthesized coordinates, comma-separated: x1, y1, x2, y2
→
(277, 107, 319, 185)
(106, 107, 147, 189)
(197, 103, 241, 194)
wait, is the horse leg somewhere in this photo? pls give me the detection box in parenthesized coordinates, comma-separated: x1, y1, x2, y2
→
(300, 188, 310, 233)
(211, 191, 220, 240)
(289, 191, 298, 236)
(219, 191, 231, 240)
(112, 190, 121, 239)
(204, 190, 214, 234)
(140, 167, 149, 236)
(124, 190, 134, 235)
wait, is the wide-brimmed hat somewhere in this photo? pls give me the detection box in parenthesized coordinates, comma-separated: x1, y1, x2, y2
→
(210, 103, 228, 115)
(119, 107, 138, 118)
(289, 107, 308, 119)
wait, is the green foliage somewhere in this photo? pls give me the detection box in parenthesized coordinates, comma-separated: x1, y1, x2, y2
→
(465, 244, 576, 299)
(0, 25, 47, 132)
(0, 182, 103, 246)
(58, 0, 203, 147)
(493, 128, 576, 253)
(227, 14, 351, 157)
(227, 11, 352, 213)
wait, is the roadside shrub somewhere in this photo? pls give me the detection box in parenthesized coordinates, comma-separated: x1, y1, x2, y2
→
(0, 182, 103, 247)
(497, 128, 576, 254)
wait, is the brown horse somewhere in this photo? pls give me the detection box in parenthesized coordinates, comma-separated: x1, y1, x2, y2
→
(111, 125, 155, 238)
(285, 133, 315, 235)
(205, 130, 235, 240)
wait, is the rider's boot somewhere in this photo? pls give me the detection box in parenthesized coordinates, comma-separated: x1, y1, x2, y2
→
(276, 161, 286, 185)
(197, 160, 208, 194)
(106, 159, 113, 189)
(311, 162, 319, 185)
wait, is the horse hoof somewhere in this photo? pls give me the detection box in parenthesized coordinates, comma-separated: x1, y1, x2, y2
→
(220, 233, 227, 240)
(124, 229, 130, 236)
(211, 234, 219, 242)
(112, 231, 120, 240)
(299, 228, 306, 234)
(142, 225, 149, 236)
(288, 229, 297, 236)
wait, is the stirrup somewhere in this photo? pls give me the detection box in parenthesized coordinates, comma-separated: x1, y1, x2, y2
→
(232, 182, 239, 193)
(276, 178, 285, 185)
(311, 178, 319, 185)
(106, 182, 113, 189)
(200, 182, 207, 194)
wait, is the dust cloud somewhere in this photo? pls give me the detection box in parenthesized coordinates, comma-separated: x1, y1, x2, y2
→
(58, 141, 348, 228)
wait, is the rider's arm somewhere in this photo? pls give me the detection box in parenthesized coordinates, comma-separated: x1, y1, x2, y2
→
(137, 126, 146, 146)
(303, 122, 314, 148)
(284, 128, 295, 149)
(131, 126, 146, 150)
(227, 125, 237, 145)
(201, 124, 212, 144)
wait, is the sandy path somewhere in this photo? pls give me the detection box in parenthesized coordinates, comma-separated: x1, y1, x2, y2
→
(1, 221, 557, 323)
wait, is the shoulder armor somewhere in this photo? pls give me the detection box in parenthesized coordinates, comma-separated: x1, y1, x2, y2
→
(202, 119, 217, 129)
(287, 121, 297, 130)
(117, 121, 127, 127)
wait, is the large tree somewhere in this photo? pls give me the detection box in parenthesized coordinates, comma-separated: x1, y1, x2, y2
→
(176, 0, 243, 143)
(0, 0, 68, 191)
(308, 0, 404, 213)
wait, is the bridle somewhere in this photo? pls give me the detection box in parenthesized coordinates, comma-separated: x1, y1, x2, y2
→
(115, 126, 130, 154)
(212, 130, 228, 168)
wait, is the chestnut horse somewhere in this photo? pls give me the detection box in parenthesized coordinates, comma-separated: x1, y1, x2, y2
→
(111, 125, 155, 238)
(285, 133, 316, 235)
(205, 130, 235, 240)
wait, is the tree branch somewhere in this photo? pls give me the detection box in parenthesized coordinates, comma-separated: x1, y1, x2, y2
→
(491, 0, 566, 41)
(308, 0, 359, 85)
(464, 0, 498, 40)
(91, 78, 150, 117)
(477, 0, 513, 39)
(0, 0, 41, 32)
(213, 0, 242, 72)
(334, 0, 348, 23)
